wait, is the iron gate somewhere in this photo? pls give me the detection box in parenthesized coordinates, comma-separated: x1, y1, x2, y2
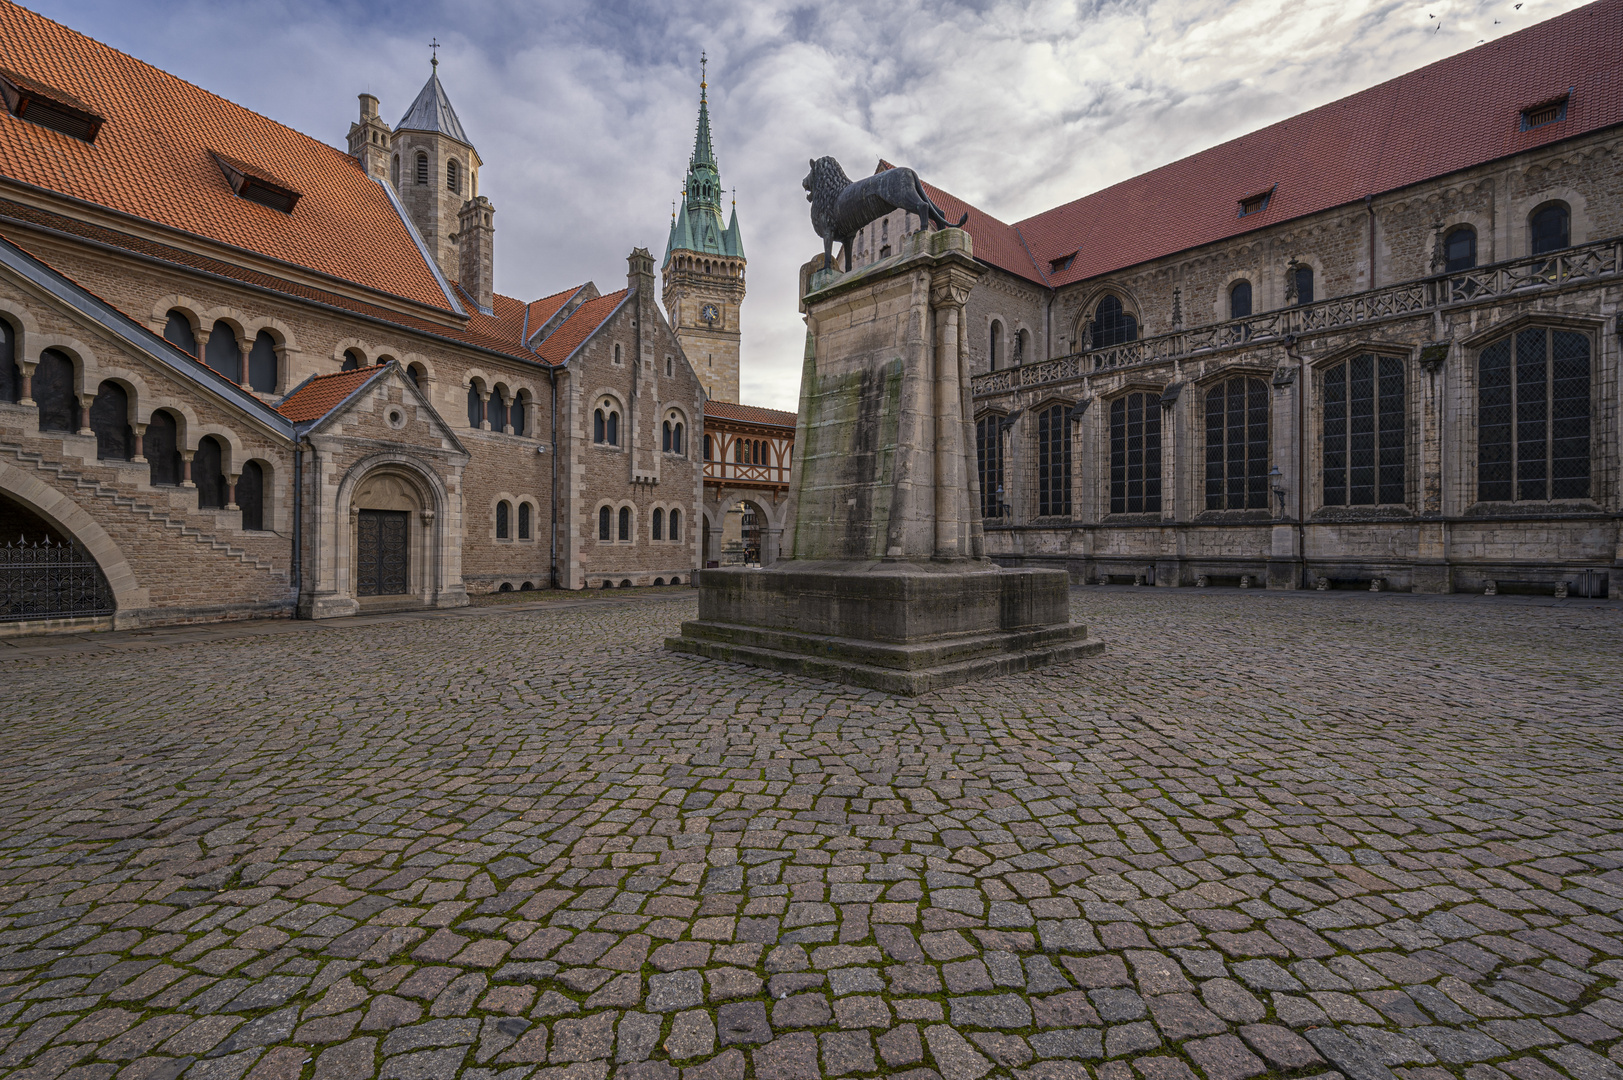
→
(0, 536, 115, 621)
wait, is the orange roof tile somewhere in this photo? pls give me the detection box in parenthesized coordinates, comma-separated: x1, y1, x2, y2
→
(276, 366, 385, 423)
(534, 289, 628, 365)
(704, 401, 797, 428)
(525, 285, 581, 334)
(0, 1, 453, 311)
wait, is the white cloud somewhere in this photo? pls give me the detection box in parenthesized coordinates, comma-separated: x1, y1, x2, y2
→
(40, 0, 1592, 408)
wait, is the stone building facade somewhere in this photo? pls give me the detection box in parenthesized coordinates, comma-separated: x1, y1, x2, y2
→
(699, 401, 796, 566)
(857, 1, 1621, 595)
(0, 2, 704, 634)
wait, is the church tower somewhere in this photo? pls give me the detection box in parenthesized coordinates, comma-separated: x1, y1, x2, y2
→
(662, 56, 745, 403)
(388, 51, 484, 294)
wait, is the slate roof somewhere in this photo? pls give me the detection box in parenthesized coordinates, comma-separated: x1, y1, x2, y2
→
(396, 68, 471, 144)
(704, 401, 797, 429)
(0, 1, 456, 312)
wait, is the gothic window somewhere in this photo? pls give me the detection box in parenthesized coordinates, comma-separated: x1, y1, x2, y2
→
(989, 320, 1003, 371)
(1444, 226, 1477, 272)
(598, 506, 611, 541)
(1530, 203, 1570, 255)
(195, 435, 227, 509)
(1477, 327, 1590, 502)
(703, 435, 712, 460)
(1110, 393, 1161, 514)
(496, 500, 510, 539)
(518, 502, 532, 540)
(163, 310, 197, 356)
(607, 411, 619, 446)
(1036, 404, 1072, 518)
(447, 158, 460, 193)
(33, 348, 76, 432)
(248, 331, 277, 392)
(594, 408, 606, 443)
(205, 321, 239, 378)
(618, 506, 631, 541)
(1229, 281, 1252, 319)
(341, 349, 363, 371)
(652, 508, 664, 540)
(146, 410, 181, 486)
(239, 460, 264, 530)
(975, 414, 1003, 519)
(1204, 377, 1270, 510)
(415, 152, 428, 186)
(0, 318, 17, 402)
(1292, 265, 1315, 306)
(467, 384, 483, 428)
(1323, 355, 1405, 507)
(670, 509, 681, 540)
(1088, 296, 1137, 350)
(89, 381, 132, 461)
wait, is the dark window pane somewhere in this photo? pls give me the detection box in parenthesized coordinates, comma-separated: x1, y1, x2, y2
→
(162, 311, 197, 356)
(1090, 296, 1137, 349)
(511, 397, 526, 436)
(146, 411, 182, 486)
(608, 412, 619, 446)
(90, 381, 131, 461)
(468, 386, 483, 429)
(1348, 354, 1376, 506)
(598, 506, 610, 540)
(594, 409, 604, 443)
(1230, 281, 1252, 319)
(1226, 378, 1245, 508)
(1323, 362, 1347, 506)
(248, 332, 277, 393)
(1204, 385, 1225, 510)
(518, 502, 531, 539)
(976, 415, 1003, 519)
(1294, 266, 1314, 305)
(238, 460, 264, 530)
(496, 501, 509, 539)
(1477, 339, 1513, 501)
(1036, 404, 1071, 517)
(1444, 228, 1476, 272)
(1246, 378, 1269, 508)
(1550, 330, 1590, 499)
(1144, 394, 1161, 513)
(341, 349, 361, 371)
(618, 506, 630, 541)
(1378, 358, 1406, 504)
(205, 322, 238, 378)
(652, 508, 663, 540)
(1515, 328, 1547, 501)
(1109, 398, 1126, 515)
(195, 436, 226, 509)
(0, 320, 13, 402)
(1110, 393, 1161, 514)
(1530, 205, 1569, 255)
(34, 349, 77, 432)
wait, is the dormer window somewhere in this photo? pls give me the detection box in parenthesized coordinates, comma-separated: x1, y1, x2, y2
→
(1049, 251, 1076, 273)
(1238, 187, 1275, 218)
(211, 151, 300, 214)
(0, 68, 103, 143)
(1521, 94, 1569, 131)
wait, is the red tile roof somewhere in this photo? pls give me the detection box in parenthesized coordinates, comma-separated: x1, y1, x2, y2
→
(534, 289, 628, 365)
(704, 401, 797, 428)
(276, 366, 385, 422)
(525, 286, 582, 336)
(0, 1, 454, 311)
(924, 0, 1623, 286)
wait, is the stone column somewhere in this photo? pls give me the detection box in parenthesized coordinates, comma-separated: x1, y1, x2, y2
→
(77, 394, 95, 437)
(500, 392, 514, 435)
(131, 423, 147, 464)
(1413, 348, 1451, 592)
(180, 450, 195, 488)
(479, 391, 492, 431)
(238, 342, 250, 387)
(420, 509, 438, 599)
(226, 474, 239, 512)
(930, 266, 976, 560)
(17, 359, 34, 407)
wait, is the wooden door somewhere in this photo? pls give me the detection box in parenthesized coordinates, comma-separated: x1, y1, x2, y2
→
(357, 509, 410, 596)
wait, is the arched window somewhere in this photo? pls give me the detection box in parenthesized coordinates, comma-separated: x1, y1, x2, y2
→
(205, 321, 239, 379)
(666, 357, 674, 377)
(703, 435, 712, 460)
(391, 154, 400, 188)
(0, 318, 17, 403)
(1478, 328, 1589, 502)
(1015, 329, 1030, 363)
(594, 408, 606, 444)
(976, 415, 1003, 519)
(989, 320, 1003, 371)
(673, 422, 683, 454)
(1036, 403, 1072, 518)
(652, 508, 664, 540)
(670, 509, 681, 540)
(1291, 265, 1315, 306)
(1530, 203, 1570, 255)
(163, 310, 197, 356)
(248, 331, 277, 392)
(415, 152, 428, 186)
(1444, 227, 1477, 272)
(1110, 393, 1161, 514)
(33, 348, 77, 432)
(407, 363, 425, 388)
(598, 506, 611, 541)
(518, 502, 531, 540)
(1088, 296, 1137, 350)
(238, 460, 264, 530)
(510, 392, 527, 436)
(146, 410, 181, 486)
(1204, 377, 1269, 510)
(607, 411, 619, 446)
(341, 349, 364, 371)
(1229, 281, 1252, 320)
(447, 158, 460, 193)
(618, 506, 631, 541)
(663, 421, 672, 452)
(1323, 354, 1405, 507)
(735, 439, 745, 464)
(613, 343, 622, 365)
(496, 500, 510, 539)
(89, 381, 131, 461)
(194, 435, 227, 509)
(467, 384, 483, 429)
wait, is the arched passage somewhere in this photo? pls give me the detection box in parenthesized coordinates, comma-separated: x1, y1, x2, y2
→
(0, 464, 146, 626)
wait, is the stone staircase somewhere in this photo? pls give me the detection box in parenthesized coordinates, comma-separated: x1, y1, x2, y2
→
(1, 440, 287, 581)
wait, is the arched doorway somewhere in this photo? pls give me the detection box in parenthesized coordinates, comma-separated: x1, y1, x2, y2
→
(349, 470, 431, 602)
(0, 491, 115, 623)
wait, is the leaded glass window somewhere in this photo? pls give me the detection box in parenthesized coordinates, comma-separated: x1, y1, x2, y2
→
(1322, 355, 1404, 507)
(1110, 393, 1161, 514)
(1478, 328, 1590, 502)
(1530, 204, 1569, 255)
(1036, 404, 1072, 518)
(1444, 227, 1476, 272)
(1229, 281, 1252, 319)
(1204, 377, 1269, 510)
(1089, 296, 1137, 349)
(976, 414, 1003, 519)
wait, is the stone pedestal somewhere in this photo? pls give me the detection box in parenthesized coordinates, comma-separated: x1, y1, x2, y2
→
(667, 228, 1101, 694)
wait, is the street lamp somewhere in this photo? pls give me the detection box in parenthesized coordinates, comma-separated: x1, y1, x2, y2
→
(1269, 465, 1287, 514)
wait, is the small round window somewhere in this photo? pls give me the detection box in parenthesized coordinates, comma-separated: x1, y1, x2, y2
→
(386, 407, 406, 429)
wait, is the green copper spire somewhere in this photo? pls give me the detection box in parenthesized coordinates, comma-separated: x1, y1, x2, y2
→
(664, 53, 742, 267)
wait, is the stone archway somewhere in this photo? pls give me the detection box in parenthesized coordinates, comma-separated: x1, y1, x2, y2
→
(351, 471, 424, 600)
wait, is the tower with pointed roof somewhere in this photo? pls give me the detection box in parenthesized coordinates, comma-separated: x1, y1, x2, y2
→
(662, 55, 745, 402)
(387, 49, 484, 291)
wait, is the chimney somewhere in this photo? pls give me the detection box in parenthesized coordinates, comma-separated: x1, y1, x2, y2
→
(457, 196, 495, 313)
(346, 93, 391, 182)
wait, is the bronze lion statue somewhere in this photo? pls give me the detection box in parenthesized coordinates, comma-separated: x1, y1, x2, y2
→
(802, 157, 967, 272)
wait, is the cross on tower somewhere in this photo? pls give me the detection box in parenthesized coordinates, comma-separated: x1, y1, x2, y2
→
(430, 37, 440, 69)
(700, 51, 707, 94)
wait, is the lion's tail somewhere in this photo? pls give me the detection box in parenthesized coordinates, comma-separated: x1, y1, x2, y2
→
(953, 211, 969, 227)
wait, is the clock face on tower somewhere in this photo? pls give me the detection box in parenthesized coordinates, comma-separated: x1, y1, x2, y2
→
(700, 303, 720, 325)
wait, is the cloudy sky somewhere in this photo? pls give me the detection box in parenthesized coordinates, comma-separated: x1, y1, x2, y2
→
(40, 0, 1587, 409)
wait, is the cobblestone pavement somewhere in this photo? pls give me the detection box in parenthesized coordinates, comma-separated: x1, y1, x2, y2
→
(1, 589, 1621, 1080)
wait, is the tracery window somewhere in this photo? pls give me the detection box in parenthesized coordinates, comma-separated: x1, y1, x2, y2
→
(1204, 377, 1269, 510)
(89, 381, 131, 461)
(1530, 203, 1570, 255)
(975, 415, 1003, 519)
(1478, 327, 1589, 502)
(1444, 226, 1477, 272)
(1110, 393, 1161, 514)
(1229, 281, 1252, 319)
(1036, 404, 1072, 518)
(1088, 296, 1137, 349)
(1322, 355, 1405, 507)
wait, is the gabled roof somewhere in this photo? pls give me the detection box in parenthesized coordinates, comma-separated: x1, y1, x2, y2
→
(0, 2, 456, 313)
(525, 284, 588, 345)
(276, 365, 385, 423)
(534, 289, 628, 366)
(396, 67, 471, 145)
(705, 401, 797, 429)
